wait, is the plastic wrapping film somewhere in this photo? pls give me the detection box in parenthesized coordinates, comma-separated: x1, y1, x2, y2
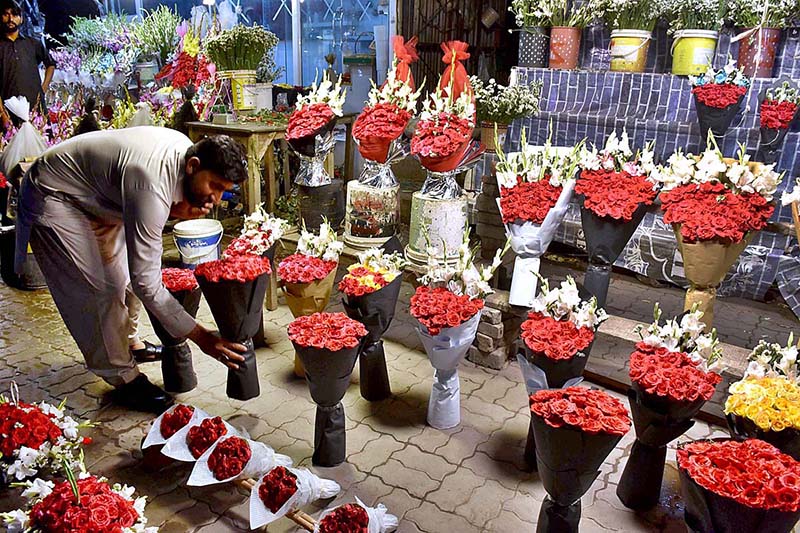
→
(188, 437, 292, 486)
(357, 138, 409, 188)
(419, 141, 485, 200)
(294, 130, 336, 187)
(142, 405, 210, 449)
(249, 466, 341, 528)
(161, 416, 240, 462)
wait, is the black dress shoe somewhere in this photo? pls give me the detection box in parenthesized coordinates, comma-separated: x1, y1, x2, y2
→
(131, 340, 163, 363)
(112, 375, 174, 414)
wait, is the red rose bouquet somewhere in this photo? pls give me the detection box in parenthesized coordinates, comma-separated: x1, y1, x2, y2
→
(656, 141, 782, 326)
(162, 267, 198, 292)
(160, 404, 195, 439)
(678, 439, 800, 533)
(0, 171, 8, 189)
(288, 312, 368, 466)
(761, 99, 798, 130)
(339, 247, 406, 401)
(187, 416, 229, 459)
(529, 387, 630, 533)
(3, 474, 156, 533)
(143, 403, 209, 452)
(225, 207, 289, 260)
(195, 254, 272, 283)
(317, 499, 398, 533)
(690, 60, 750, 149)
(759, 81, 800, 166)
(188, 432, 291, 486)
(617, 304, 724, 510)
(249, 465, 341, 527)
(278, 254, 337, 284)
(207, 436, 252, 480)
(155, 22, 215, 92)
(0, 393, 92, 482)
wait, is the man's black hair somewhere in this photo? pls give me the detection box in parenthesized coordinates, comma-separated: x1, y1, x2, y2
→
(0, 0, 22, 16)
(185, 135, 248, 184)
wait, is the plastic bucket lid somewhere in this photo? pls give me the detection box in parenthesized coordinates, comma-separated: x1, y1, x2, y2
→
(610, 29, 652, 39)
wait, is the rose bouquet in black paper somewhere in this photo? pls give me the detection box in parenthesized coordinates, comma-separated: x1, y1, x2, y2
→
(759, 80, 800, 165)
(288, 312, 367, 466)
(338, 244, 406, 401)
(690, 60, 750, 150)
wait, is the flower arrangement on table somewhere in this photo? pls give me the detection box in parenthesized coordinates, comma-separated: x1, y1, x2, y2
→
(529, 386, 630, 533)
(316, 499, 398, 533)
(0, 393, 92, 483)
(495, 128, 583, 306)
(288, 312, 368, 466)
(655, 138, 782, 326)
(616, 304, 723, 510)
(677, 439, 800, 533)
(339, 247, 406, 401)
(250, 465, 340, 528)
(469, 76, 541, 149)
(187, 434, 291, 486)
(690, 60, 750, 148)
(352, 36, 422, 186)
(574, 128, 658, 307)
(1, 473, 157, 533)
(411, 226, 507, 429)
(725, 335, 800, 460)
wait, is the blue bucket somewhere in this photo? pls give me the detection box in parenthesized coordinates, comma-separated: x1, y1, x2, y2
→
(173, 219, 223, 269)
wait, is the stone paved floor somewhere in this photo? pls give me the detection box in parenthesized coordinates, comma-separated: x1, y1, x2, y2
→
(0, 278, 736, 533)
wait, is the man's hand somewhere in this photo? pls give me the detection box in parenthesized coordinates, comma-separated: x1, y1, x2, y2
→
(169, 200, 213, 220)
(187, 324, 247, 370)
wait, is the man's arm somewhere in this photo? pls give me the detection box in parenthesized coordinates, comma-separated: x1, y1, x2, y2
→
(36, 41, 55, 93)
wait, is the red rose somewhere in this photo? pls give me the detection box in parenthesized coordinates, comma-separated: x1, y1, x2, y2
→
(278, 254, 337, 284)
(288, 312, 368, 350)
(160, 404, 195, 439)
(194, 255, 272, 283)
(409, 286, 483, 336)
(258, 466, 299, 513)
(575, 169, 657, 221)
(521, 312, 595, 360)
(186, 417, 228, 458)
(208, 436, 252, 480)
(0, 402, 63, 457)
(529, 387, 631, 436)
(500, 177, 563, 224)
(318, 503, 371, 533)
(692, 83, 747, 109)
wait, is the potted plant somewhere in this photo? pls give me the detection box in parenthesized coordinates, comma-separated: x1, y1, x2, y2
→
(545, 0, 594, 69)
(469, 76, 541, 152)
(727, 0, 795, 78)
(509, 0, 553, 68)
(665, 0, 725, 75)
(590, 0, 665, 72)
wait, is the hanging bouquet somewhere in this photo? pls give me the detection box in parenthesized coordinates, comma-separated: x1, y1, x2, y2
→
(725, 336, 800, 460)
(352, 36, 422, 186)
(316, 499, 398, 533)
(617, 304, 723, 510)
(411, 227, 507, 429)
(677, 439, 800, 533)
(0, 394, 92, 482)
(496, 128, 583, 306)
(530, 387, 630, 533)
(1, 473, 157, 533)
(759, 81, 800, 165)
(155, 21, 216, 92)
(204, 25, 280, 72)
(161, 414, 239, 462)
(690, 60, 750, 148)
(188, 435, 291, 486)
(339, 247, 406, 401)
(225, 206, 289, 260)
(249, 465, 340, 528)
(288, 312, 368, 466)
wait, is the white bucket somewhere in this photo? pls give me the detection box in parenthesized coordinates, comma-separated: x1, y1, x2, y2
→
(173, 219, 223, 269)
(245, 83, 273, 111)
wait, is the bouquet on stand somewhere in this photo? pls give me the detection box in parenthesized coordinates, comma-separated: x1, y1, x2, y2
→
(758, 80, 800, 165)
(690, 60, 750, 150)
(249, 465, 340, 528)
(278, 221, 343, 377)
(677, 439, 800, 533)
(195, 254, 273, 400)
(144, 268, 202, 393)
(517, 276, 607, 468)
(316, 498, 398, 533)
(188, 435, 291, 486)
(616, 305, 724, 509)
(496, 128, 583, 307)
(575, 129, 659, 307)
(530, 387, 631, 533)
(656, 137, 782, 326)
(287, 312, 368, 466)
(725, 335, 800, 460)
(410, 227, 507, 429)
(339, 245, 406, 401)
(1, 473, 158, 533)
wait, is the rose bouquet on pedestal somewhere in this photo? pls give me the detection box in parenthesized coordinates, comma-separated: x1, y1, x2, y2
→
(575, 129, 658, 308)
(518, 276, 607, 468)
(410, 227, 508, 429)
(249, 465, 341, 528)
(161, 414, 239, 462)
(616, 305, 724, 510)
(316, 498, 398, 533)
(725, 335, 800, 460)
(143, 268, 202, 393)
(287, 72, 345, 187)
(496, 128, 583, 307)
(339, 246, 406, 401)
(278, 220, 343, 377)
(690, 59, 750, 150)
(530, 387, 631, 533)
(758, 81, 800, 165)
(656, 138, 782, 327)
(188, 435, 291, 486)
(1, 473, 158, 533)
(0, 392, 92, 484)
(677, 439, 800, 533)
(195, 254, 273, 400)
(288, 312, 368, 466)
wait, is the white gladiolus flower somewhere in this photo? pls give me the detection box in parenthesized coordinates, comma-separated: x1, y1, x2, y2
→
(22, 478, 54, 500)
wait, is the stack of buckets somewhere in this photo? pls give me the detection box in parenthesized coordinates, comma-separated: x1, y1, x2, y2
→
(610, 29, 718, 75)
(173, 219, 224, 269)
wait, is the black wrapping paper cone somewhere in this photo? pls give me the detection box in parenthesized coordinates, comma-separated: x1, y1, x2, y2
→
(293, 342, 360, 466)
(147, 288, 202, 346)
(162, 342, 197, 393)
(758, 127, 790, 166)
(579, 199, 649, 308)
(254, 244, 278, 348)
(694, 95, 744, 151)
(357, 341, 391, 402)
(679, 460, 800, 533)
(727, 413, 800, 461)
(288, 119, 336, 158)
(380, 235, 404, 256)
(227, 339, 260, 400)
(524, 417, 538, 471)
(522, 344, 593, 390)
(536, 498, 581, 533)
(197, 273, 269, 342)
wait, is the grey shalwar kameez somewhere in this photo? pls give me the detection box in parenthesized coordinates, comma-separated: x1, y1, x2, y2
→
(15, 127, 197, 386)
